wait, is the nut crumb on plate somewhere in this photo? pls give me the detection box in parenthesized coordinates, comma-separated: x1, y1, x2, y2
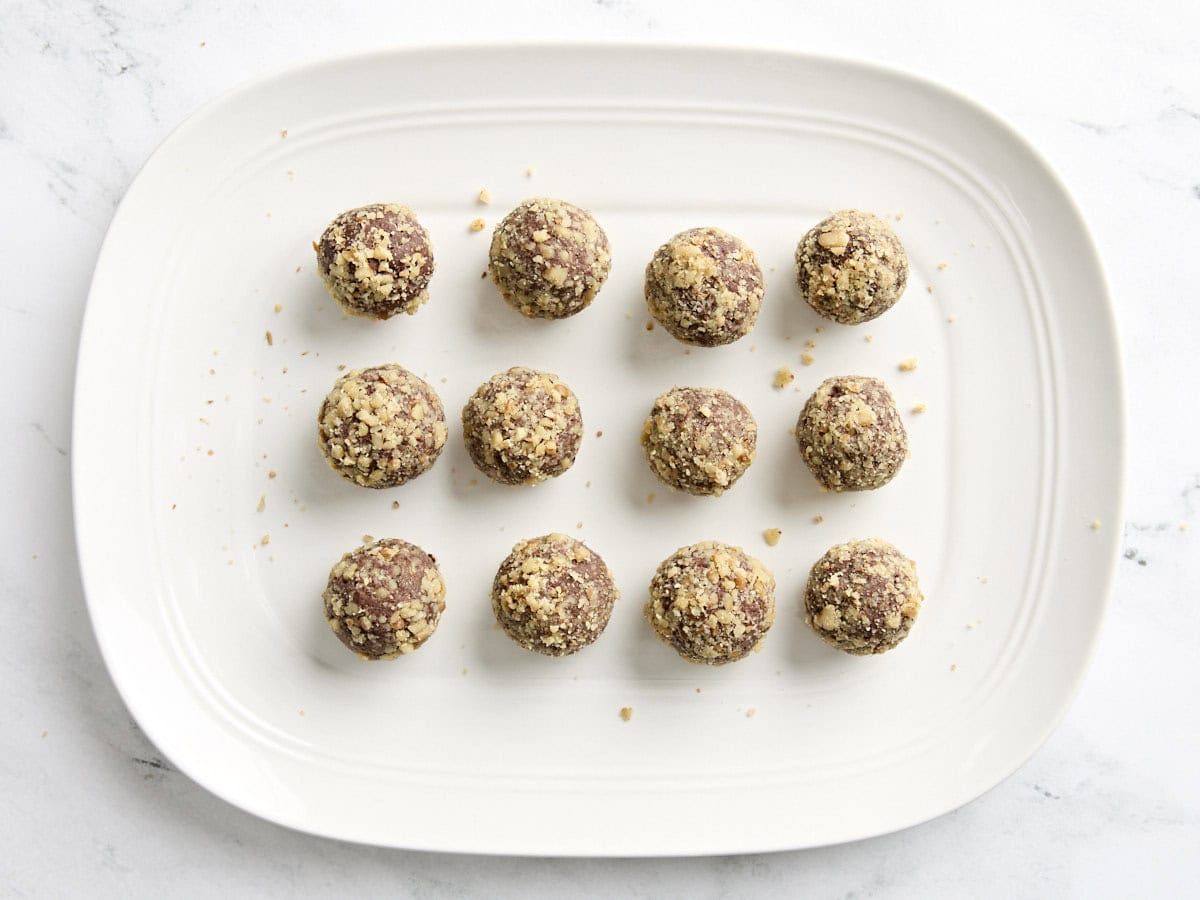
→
(773, 367, 795, 389)
(478, 188, 492, 205)
(898, 357, 919, 372)
(763, 528, 782, 547)
(911, 403, 927, 414)
(619, 707, 633, 721)
(469, 218, 486, 232)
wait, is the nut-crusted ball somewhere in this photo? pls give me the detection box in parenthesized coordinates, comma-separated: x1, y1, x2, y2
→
(646, 542, 776, 665)
(641, 387, 756, 496)
(795, 210, 907, 325)
(323, 538, 446, 660)
(462, 366, 583, 486)
(315, 204, 434, 319)
(796, 375, 907, 492)
(645, 227, 764, 346)
(317, 364, 448, 489)
(491, 534, 619, 656)
(804, 538, 922, 655)
(489, 198, 611, 319)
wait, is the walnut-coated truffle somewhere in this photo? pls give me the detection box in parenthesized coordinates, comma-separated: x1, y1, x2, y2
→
(323, 538, 446, 660)
(315, 204, 434, 319)
(462, 367, 583, 486)
(646, 541, 776, 665)
(317, 364, 448, 488)
(488, 198, 611, 319)
(491, 534, 619, 656)
(796, 375, 907, 491)
(644, 227, 764, 346)
(795, 210, 907, 325)
(804, 538, 922, 655)
(641, 387, 756, 496)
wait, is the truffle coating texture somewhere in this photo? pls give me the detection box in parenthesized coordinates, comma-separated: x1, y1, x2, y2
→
(316, 204, 434, 319)
(644, 227, 764, 346)
(323, 538, 446, 660)
(646, 541, 776, 665)
(804, 538, 922, 655)
(795, 210, 907, 325)
(492, 534, 619, 656)
(641, 387, 756, 496)
(488, 198, 611, 319)
(317, 364, 448, 488)
(795, 375, 907, 491)
(462, 367, 583, 486)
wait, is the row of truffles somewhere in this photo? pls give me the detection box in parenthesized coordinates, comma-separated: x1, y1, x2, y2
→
(314, 202, 908, 334)
(316, 365, 908, 495)
(323, 536, 923, 662)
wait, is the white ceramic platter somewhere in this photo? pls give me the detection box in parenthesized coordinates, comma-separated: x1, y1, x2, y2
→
(74, 45, 1123, 855)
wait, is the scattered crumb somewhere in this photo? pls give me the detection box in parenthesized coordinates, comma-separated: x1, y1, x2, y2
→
(763, 528, 782, 547)
(280, 128, 288, 139)
(268, 470, 277, 479)
(1090, 519, 1101, 530)
(392, 500, 400, 510)
(646, 493, 655, 505)
(813, 515, 824, 524)
(576, 521, 583, 529)
(898, 357, 919, 372)
(926, 285, 934, 294)
(801, 352, 815, 366)
(41, 730, 47, 738)
(440, 376, 447, 383)
(461, 667, 468, 676)
(619, 707, 633, 722)
(199, 41, 206, 47)
(595, 430, 603, 439)
(745, 708, 757, 718)
(894, 212, 904, 221)
(645, 320, 654, 331)
(911, 403, 927, 414)
(480, 270, 488, 279)
(362, 534, 374, 544)
(864, 335, 874, 343)
(298, 709, 304, 716)
(274, 303, 283, 313)
(804, 338, 816, 350)
(749, 344, 757, 352)
(206, 449, 214, 456)
(170, 504, 176, 510)
(265, 330, 273, 346)
(208, 368, 215, 375)
(469, 218, 486, 232)
(468, 479, 478, 487)
(773, 367, 795, 389)
(585, 480, 591, 488)
(950, 663, 958, 672)
(947, 315, 957, 323)
(260, 534, 270, 546)
(256, 495, 266, 513)
(198, 417, 209, 425)
(937, 262, 948, 271)
(526, 166, 536, 177)
(815, 327, 824, 334)
(979, 576, 989, 584)
(695, 688, 701, 694)
(478, 188, 492, 205)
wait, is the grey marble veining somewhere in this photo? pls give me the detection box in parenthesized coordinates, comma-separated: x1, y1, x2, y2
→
(1, 1, 1197, 896)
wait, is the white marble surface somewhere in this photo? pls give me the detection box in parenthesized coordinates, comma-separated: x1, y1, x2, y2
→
(1, 0, 1197, 895)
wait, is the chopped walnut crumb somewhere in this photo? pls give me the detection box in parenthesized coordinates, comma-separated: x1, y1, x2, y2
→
(804, 339, 816, 350)
(773, 367, 795, 389)
(926, 285, 934, 294)
(265, 330, 273, 346)
(947, 315, 957, 323)
(950, 663, 958, 672)
(469, 218, 486, 232)
(268, 470, 277, 479)
(256, 495, 266, 513)
(801, 353, 815, 366)
(362, 534, 374, 544)
(645, 320, 654, 331)
(480, 270, 488, 279)
(478, 188, 492, 205)
(526, 167, 536, 177)
(1090, 519, 1101, 530)
(912, 403, 928, 414)
(763, 528, 782, 546)
(280, 128, 288, 138)
(894, 212, 904, 221)
(577, 521, 583, 529)
(937, 262, 948, 270)
(467, 479, 478, 487)
(595, 430, 603, 439)
(206, 449, 214, 456)
(815, 327, 824, 334)
(260, 534, 270, 546)
(865, 335, 874, 343)
(898, 357, 919, 372)
(813, 515, 824, 524)
(646, 493, 656, 505)
(274, 303, 283, 313)
(619, 707, 633, 722)
(745, 708, 757, 718)
(391, 500, 400, 509)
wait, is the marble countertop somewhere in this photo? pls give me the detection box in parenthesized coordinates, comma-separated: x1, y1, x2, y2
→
(2, 1, 1196, 895)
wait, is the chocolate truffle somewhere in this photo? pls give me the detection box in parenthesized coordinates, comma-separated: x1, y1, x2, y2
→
(315, 203, 434, 319)
(323, 538, 446, 660)
(645, 227, 764, 346)
(646, 542, 776, 665)
(317, 364, 448, 488)
(641, 387, 756, 496)
(795, 210, 907, 325)
(488, 198, 611, 319)
(804, 538, 923, 655)
(462, 366, 582, 486)
(491, 534, 619, 656)
(796, 375, 907, 492)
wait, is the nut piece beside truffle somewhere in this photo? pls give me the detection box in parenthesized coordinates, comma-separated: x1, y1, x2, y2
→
(642, 387, 757, 496)
(646, 541, 776, 665)
(795, 210, 907, 325)
(317, 364, 448, 489)
(795, 375, 907, 492)
(644, 227, 764, 346)
(315, 203, 434, 319)
(804, 538, 923, 655)
(462, 366, 583, 486)
(323, 538, 446, 660)
(492, 533, 619, 656)
(489, 198, 612, 319)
